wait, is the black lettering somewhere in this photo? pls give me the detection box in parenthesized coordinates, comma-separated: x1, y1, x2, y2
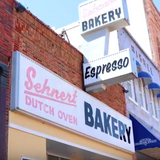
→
(125, 125, 131, 144)
(84, 102, 94, 127)
(89, 18, 94, 29)
(108, 11, 115, 22)
(96, 66, 102, 78)
(85, 66, 91, 79)
(102, 13, 108, 24)
(123, 57, 129, 68)
(112, 60, 117, 71)
(95, 108, 104, 132)
(118, 59, 123, 69)
(118, 121, 126, 142)
(106, 62, 111, 73)
(102, 64, 107, 74)
(115, 8, 121, 18)
(103, 113, 112, 136)
(112, 117, 119, 139)
(95, 16, 101, 26)
(91, 67, 95, 77)
(82, 21, 88, 32)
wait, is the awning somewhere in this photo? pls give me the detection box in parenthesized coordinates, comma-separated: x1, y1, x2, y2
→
(129, 114, 160, 150)
(157, 94, 160, 98)
(136, 60, 142, 72)
(148, 82, 160, 95)
(138, 71, 152, 85)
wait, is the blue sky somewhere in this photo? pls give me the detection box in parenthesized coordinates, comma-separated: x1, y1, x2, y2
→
(17, 0, 160, 29)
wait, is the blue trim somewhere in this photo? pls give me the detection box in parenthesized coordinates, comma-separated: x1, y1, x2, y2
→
(138, 71, 152, 85)
(136, 60, 142, 72)
(148, 82, 160, 89)
(157, 94, 160, 98)
(136, 60, 141, 68)
(148, 82, 160, 95)
(138, 71, 152, 79)
(129, 114, 160, 150)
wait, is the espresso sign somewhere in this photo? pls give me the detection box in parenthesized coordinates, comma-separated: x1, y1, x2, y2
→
(83, 49, 138, 87)
(79, 0, 130, 34)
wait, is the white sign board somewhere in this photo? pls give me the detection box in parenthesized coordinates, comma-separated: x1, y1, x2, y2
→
(11, 51, 135, 153)
(83, 48, 137, 87)
(118, 28, 160, 83)
(79, 0, 130, 34)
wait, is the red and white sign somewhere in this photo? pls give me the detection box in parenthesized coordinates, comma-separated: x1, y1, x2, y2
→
(10, 51, 135, 153)
(79, 0, 130, 34)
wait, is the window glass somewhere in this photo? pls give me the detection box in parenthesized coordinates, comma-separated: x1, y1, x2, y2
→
(138, 79, 146, 108)
(127, 80, 137, 102)
(149, 90, 157, 118)
(158, 99, 160, 120)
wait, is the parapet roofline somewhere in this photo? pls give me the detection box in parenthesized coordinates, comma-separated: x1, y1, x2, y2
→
(55, 21, 80, 34)
(123, 28, 159, 71)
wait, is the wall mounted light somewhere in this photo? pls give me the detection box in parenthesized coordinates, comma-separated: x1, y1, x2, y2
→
(123, 88, 129, 93)
(15, 3, 26, 13)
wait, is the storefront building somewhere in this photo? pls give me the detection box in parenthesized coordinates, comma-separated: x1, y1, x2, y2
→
(0, 0, 136, 160)
(56, 0, 160, 159)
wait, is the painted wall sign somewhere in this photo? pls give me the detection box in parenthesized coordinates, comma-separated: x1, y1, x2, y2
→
(79, 0, 130, 34)
(118, 28, 160, 83)
(83, 48, 137, 87)
(11, 51, 135, 153)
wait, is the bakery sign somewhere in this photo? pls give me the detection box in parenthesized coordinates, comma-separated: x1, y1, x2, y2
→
(79, 0, 130, 34)
(10, 51, 135, 153)
(83, 48, 138, 88)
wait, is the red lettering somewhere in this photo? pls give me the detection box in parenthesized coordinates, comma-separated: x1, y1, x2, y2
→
(25, 67, 36, 90)
(38, 101, 43, 110)
(58, 110, 63, 119)
(59, 91, 66, 100)
(82, 0, 116, 20)
(69, 90, 78, 104)
(44, 104, 49, 113)
(49, 106, 54, 115)
(58, 110, 77, 125)
(40, 79, 50, 95)
(32, 98, 38, 108)
(25, 95, 31, 105)
(25, 67, 78, 106)
(73, 117, 78, 125)
(63, 112, 68, 121)
(34, 83, 42, 93)
(69, 115, 73, 123)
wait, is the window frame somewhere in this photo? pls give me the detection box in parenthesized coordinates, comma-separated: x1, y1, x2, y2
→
(127, 80, 137, 103)
(149, 89, 157, 118)
(138, 79, 146, 109)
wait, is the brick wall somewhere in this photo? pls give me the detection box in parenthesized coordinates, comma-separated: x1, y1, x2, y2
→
(144, 0, 160, 74)
(12, 1, 126, 114)
(0, 0, 13, 159)
(0, 0, 126, 159)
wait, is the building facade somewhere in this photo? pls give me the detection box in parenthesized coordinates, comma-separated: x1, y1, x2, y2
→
(55, 0, 160, 160)
(0, 0, 136, 160)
